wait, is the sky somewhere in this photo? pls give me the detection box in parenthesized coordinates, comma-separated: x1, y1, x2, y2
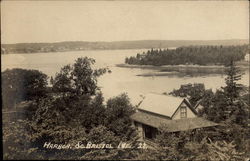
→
(1, 1, 249, 44)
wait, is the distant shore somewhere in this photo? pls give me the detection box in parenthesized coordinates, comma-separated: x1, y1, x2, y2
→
(2, 39, 248, 54)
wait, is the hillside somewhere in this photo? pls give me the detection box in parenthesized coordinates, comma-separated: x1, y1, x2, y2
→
(1, 39, 249, 54)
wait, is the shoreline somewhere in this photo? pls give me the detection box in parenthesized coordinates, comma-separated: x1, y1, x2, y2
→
(1, 48, 152, 55)
(116, 63, 249, 77)
(116, 63, 249, 69)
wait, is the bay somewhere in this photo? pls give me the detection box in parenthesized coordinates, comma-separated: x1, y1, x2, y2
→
(2, 49, 249, 105)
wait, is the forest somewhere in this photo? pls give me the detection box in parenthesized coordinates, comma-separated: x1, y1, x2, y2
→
(2, 57, 250, 160)
(125, 45, 249, 66)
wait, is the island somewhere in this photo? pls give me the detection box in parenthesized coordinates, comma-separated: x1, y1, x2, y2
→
(120, 45, 249, 76)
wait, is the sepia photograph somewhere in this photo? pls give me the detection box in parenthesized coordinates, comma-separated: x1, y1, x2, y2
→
(1, 0, 249, 160)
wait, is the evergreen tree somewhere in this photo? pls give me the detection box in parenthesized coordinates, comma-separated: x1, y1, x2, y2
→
(217, 59, 248, 125)
(222, 60, 244, 105)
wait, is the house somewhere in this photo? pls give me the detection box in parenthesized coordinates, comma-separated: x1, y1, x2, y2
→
(130, 93, 217, 141)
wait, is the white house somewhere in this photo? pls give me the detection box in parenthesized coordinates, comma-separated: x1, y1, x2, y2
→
(130, 93, 217, 141)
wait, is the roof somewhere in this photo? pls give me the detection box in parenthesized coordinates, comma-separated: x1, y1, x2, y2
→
(131, 110, 218, 132)
(131, 110, 172, 128)
(162, 117, 218, 132)
(139, 93, 191, 117)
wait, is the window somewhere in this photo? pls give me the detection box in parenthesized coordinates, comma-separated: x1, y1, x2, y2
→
(180, 106, 187, 118)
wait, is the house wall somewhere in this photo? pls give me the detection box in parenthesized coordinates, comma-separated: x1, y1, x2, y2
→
(172, 102, 196, 120)
(133, 121, 159, 141)
(133, 121, 144, 141)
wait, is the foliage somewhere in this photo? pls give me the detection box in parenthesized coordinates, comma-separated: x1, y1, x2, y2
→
(184, 138, 245, 161)
(2, 68, 48, 109)
(3, 56, 249, 160)
(105, 93, 137, 141)
(205, 60, 248, 126)
(3, 57, 141, 160)
(125, 45, 248, 66)
(169, 83, 213, 107)
(80, 92, 107, 130)
(223, 60, 245, 104)
(136, 127, 249, 161)
(51, 57, 108, 98)
(86, 125, 119, 144)
(168, 60, 248, 127)
(203, 90, 228, 122)
(3, 120, 45, 160)
(40, 57, 109, 132)
(162, 59, 249, 160)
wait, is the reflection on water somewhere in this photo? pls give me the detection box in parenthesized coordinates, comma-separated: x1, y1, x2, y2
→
(2, 49, 249, 105)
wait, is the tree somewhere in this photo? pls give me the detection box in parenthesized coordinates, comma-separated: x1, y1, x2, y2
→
(105, 93, 136, 140)
(220, 59, 248, 125)
(51, 57, 108, 98)
(80, 92, 106, 131)
(222, 60, 244, 105)
(125, 45, 248, 66)
(10, 57, 109, 155)
(205, 90, 228, 122)
(202, 59, 248, 126)
(198, 89, 214, 116)
(2, 68, 48, 109)
(3, 120, 45, 160)
(169, 83, 212, 107)
(33, 57, 110, 134)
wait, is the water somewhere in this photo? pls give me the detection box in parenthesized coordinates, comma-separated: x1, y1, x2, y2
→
(2, 49, 249, 105)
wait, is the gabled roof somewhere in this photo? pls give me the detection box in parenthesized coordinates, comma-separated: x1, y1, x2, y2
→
(138, 93, 191, 118)
(131, 110, 218, 132)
